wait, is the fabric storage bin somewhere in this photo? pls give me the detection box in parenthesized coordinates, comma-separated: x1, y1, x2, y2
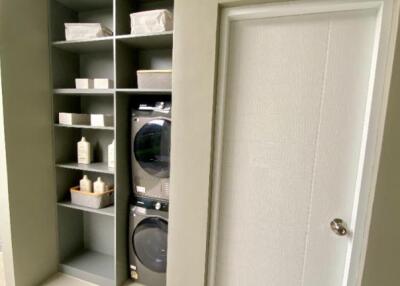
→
(70, 186, 114, 209)
(130, 9, 173, 35)
(75, 78, 94, 89)
(91, 114, 114, 127)
(65, 23, 113, 41)
(94, 78, 114, 89)
(59, 113, 90, 125)
(137, 70, 172, 89)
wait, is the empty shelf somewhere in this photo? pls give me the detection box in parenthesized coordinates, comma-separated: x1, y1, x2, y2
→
(53, 37, 113, 53)
(116, 32, 173, 49)
(58, 201, 115, 217)
(60, 250, 114, 286)
(54, 124, 114, 131)
(57, 162, 114, 174)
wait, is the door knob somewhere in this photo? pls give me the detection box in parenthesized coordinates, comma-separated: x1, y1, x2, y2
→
(330, 218, 348, 236)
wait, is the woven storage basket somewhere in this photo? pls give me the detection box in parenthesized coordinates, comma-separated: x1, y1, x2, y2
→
(70, 186, 114, 209)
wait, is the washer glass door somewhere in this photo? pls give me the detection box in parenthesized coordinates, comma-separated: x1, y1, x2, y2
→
(134, 119, 171, 178)
(133, 217, 168, 273)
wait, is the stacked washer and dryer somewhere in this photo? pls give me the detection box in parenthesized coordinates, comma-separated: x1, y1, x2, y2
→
(129, 102, 171, 286)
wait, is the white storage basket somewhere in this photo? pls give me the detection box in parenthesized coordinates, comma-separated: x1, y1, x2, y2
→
(65, 23, 113, 41)
(90, 114, 114, 127)
(59, 113, 90, 125)
(130, 9, 173, 35)
(137, 70, 172, 89)
(70, 186, 114, 209)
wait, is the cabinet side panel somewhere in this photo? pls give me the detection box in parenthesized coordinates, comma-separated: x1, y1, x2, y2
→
(0, 0, 58, 284)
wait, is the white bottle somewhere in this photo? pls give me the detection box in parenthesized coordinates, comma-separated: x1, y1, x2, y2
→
(94, 177, 108, 194)
(77, 137, 91, 164)
(108, 139, 115, 168)
(80, 175, 92, 193)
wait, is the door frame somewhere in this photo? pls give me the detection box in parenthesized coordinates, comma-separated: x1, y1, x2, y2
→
(168, 1, 400, 286)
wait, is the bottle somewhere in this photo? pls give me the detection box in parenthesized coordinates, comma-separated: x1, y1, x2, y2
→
(77, 137, 91, 164)
(108, 139, 115, 168)
(80, 175, 92, 193)
(94, 177, 108, 194)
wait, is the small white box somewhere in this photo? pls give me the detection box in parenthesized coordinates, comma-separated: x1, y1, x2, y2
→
(91, 114, 114, 127)
(59, 113, 90, 125)
(137, 70, 172, 89)
(65, 23, 113, 41)
(130, 9, 173, 35)
(94, 79, 114, 89)
(75, 78, 94, 89)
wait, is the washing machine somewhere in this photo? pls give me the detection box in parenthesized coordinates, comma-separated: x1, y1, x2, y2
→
(129, 203, 169, 286)
(132, 102, 171, 201)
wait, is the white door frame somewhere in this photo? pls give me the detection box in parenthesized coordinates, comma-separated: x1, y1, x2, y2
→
(168, 1, 400, 286)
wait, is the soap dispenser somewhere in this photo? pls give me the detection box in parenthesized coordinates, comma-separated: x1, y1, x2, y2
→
(108, 139, 115, 168)
(80, 175, 92, 193)
(77, 137, 91, 164)
(94, 177, 108, 194)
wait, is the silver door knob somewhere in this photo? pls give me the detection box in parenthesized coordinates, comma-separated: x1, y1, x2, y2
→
(330, 218, 348, 236)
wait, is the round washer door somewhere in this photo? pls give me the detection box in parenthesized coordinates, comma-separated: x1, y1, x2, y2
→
(133, 217, 168, 273)
(134, 119, 171, 178)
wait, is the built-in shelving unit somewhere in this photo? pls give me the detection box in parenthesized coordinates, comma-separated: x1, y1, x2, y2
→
(50, 0, 173, 285)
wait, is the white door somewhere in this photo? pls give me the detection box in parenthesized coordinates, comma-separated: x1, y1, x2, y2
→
(168, 1, 399, 286)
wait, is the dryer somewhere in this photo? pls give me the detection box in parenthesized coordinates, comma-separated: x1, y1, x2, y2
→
(129, 203, 168, 286)
(131, 102, 171, 201)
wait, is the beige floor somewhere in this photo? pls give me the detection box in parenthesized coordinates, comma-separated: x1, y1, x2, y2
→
(42, 274, 144, 286)
(42, 273, 97, 286)
(0, 253, 142, 286)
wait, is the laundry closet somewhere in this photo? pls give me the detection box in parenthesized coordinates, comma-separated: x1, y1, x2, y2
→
(1, 0, 400, 286)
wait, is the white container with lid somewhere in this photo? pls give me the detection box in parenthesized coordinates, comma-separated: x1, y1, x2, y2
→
(65, 23, 113, 41)
(130, 9, 173, 35)
(77, 137, 92, 165)
(108, 140, 115, 168)
(94, 177, 109, 194)
(80, 175, 92, 193)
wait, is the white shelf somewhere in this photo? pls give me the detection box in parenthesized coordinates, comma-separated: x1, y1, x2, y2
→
(54, 89, 114, 96)
(60, 250, 114, 286)
(56, 162, 115, 174)
(58, 201, 115, 217)
(54, 124, 114, 131)
(53, 37, 113, 53)
(116, 31, 173, 49)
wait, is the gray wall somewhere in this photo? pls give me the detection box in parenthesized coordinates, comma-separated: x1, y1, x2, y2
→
(0, 0, 58, 285)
